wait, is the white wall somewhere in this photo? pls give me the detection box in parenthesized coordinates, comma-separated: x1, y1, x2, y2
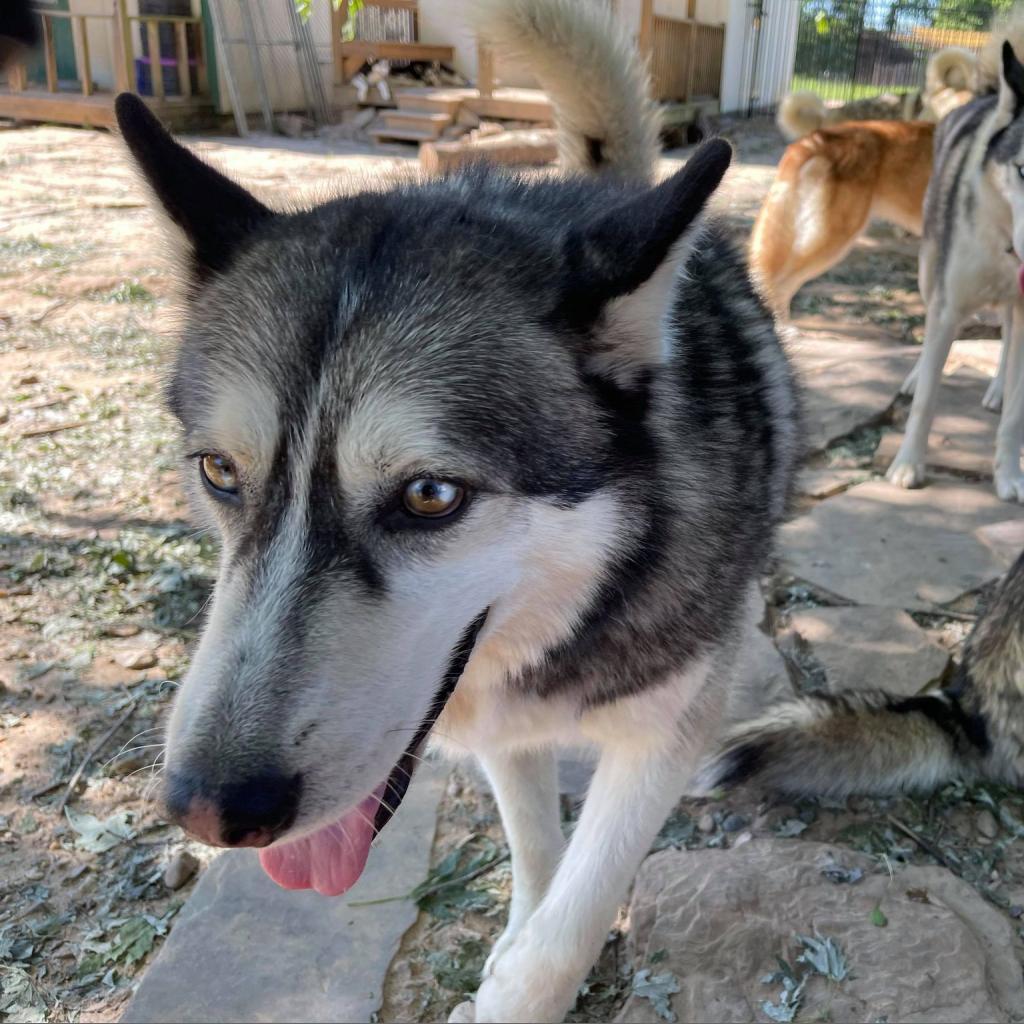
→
(719, 0, 798, 114)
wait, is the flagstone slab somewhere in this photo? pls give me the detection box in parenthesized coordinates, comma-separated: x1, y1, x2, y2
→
(780, 479, 1024, 609)
(786, 605, 950, 696)
(122, 766, 447, 1024)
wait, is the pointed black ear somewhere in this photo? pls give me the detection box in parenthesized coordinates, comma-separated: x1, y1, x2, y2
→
(115, 93, 273, 281)
(555, 138, 731, 380)
(566, 138, 731, 301)
(1002, 41, 1024, 110)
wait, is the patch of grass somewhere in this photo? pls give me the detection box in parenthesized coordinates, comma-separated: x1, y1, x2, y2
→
(0, 236, 92, 275)
(791, 75, 914, 102)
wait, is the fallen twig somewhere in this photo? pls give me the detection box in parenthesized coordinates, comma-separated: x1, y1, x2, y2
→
(57, 698, 139, 813)
(886, 813, 953, 869)
(348, 850, 510, 908)
(19, 419, 88, 439)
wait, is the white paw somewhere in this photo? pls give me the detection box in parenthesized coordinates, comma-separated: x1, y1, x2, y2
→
(470, 935, 580, 1023)
(482, 924, 520, 978)
(983, 376, 1004, 412)
(886, 457, 928, 490)
(900, 364, 920, 396)
(995, 470, 1024, 503)
(448, 1000, 476, 1023)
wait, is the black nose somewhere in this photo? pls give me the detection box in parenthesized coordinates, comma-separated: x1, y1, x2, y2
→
(165, 770, 303, 848)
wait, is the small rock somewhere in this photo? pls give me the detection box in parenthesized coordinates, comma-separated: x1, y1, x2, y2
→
(722, 813, 748, 833)
(102, 622, 141, 638)
(164, 851, 200, 890)
(16, 373, 40, 386)
(976, 810, 999, 840)
(0, 404, 8, 424)
(117, 648, 157, 670)
(697, 813, 715, 834)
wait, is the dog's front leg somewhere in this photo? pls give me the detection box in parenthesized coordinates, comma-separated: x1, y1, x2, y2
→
(994, 303, 1024, 502)
(464, 744, 688, 1023)
(888, 294, 961, 489)
(478, 747, 565, 971)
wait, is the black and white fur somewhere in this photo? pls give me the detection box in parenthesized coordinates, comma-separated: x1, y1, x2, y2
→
(887, 29, 1024, 503)
(115, 0, 800, 1019)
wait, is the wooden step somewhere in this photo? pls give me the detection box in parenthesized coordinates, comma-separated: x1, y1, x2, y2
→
(369, 124, 439, 144)
(340, 41, 455, 64)
(381, 109, 450, 138)
(395, 87, 474, 115)
(464, 87, 554, 123)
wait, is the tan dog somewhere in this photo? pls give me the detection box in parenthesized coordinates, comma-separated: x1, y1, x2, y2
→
(749, 48, 977, 318)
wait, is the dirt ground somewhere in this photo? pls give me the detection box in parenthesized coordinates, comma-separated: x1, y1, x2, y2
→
(0, 116, 1018, 1024)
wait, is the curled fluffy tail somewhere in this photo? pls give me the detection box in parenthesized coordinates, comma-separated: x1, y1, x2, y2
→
(471, 0, 660, 181)
(979, 4, 1024, 94)
(776, 91, 827, 141)
(702, 549, 1024, 800)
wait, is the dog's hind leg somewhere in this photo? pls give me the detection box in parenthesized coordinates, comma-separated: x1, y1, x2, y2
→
(984, 307, 1012, 411)
(994, 303, 1024, 502)
(477, 748, 565, 973)
(463, 742, 693, 1022)
(887, 294, 962, 489)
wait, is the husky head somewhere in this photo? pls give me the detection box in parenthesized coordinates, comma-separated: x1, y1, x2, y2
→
(992, 41, 1024, 287)
(115, 95, 730, 894)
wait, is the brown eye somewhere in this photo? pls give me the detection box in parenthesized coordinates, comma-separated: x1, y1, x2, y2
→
(403, 479, 464, 518)
(200, 453, 239, 495)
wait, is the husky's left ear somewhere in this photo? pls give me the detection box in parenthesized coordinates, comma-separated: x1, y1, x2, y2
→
(115, 94, 273, 283)
(557, 138, 731, 383)
(999, 41, 1024, 120)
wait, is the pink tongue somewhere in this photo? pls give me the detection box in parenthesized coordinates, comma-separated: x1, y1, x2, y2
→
(1018, 264, 1024, 295)
(258, 786, 384, 896)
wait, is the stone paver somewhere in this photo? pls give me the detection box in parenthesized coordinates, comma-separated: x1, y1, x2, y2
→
(786, 605, 950, 696)
(618, 841, 1024, 1024)
(876, 368, 1000, 478)
(780, 479, 1024, 609)
(123, 766, 447, 1024)
(789, 340, 920, 451)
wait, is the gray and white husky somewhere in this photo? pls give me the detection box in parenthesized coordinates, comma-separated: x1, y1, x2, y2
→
(887, 19, 1024, 503)
(115, 0, 799, 1019)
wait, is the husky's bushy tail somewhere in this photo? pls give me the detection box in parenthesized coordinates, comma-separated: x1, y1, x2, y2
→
(701, 550, 1024, 799)
(925, 46, 978, 98)
(471, 0, 660, 181)
(979, 3, 1024, 93)
(775, 91, 827, 141)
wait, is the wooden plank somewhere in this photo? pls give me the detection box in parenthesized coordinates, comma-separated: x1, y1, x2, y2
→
(476, 43, 494, 98)
(638, 0, 653, 59)
(72, 16, 92, 97)
(194, 21, 208, 96)
(41, 16, 58, 93)
(420, 129, 557, 174)
(112, 0, 133, 94)
(147, 21, 164, 99)
(175, 22, 191, 99)
(339, 40, 454, 64)
(362, 0, 418, 9)
(0, 91, 119, 128)
(9, 62, 28, 93)
(331, 0, 346, 86)
(464, 88, 553, 123)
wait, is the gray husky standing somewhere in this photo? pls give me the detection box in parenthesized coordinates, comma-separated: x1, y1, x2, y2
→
(887, 16, 1024, 504)
(115, 0, 799, 1019)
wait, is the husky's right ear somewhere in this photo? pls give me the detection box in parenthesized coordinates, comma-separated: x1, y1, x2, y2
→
(556, 138, 731, 385)
(115, 94, 273, 282)
(999, 41, 1024, 119)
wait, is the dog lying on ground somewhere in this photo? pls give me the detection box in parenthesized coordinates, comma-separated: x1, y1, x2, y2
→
(115, 0, 799, 1019)
(705, 543, 1024, 797)
(887, 11, 1024, 504)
